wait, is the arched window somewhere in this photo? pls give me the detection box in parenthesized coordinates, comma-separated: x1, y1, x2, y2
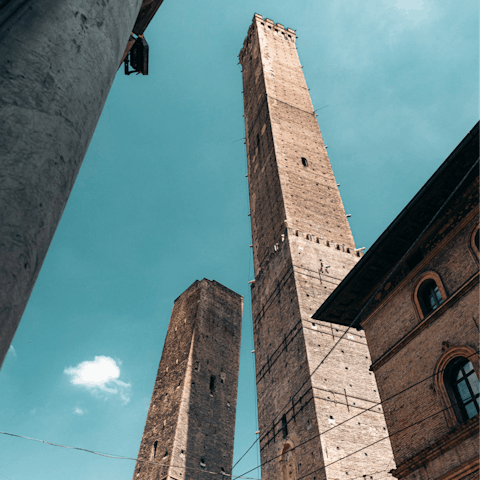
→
(301, 157, 308, 167)
(469, 225, 479, 260)
(446, 358, 479, 423)
(475, 229, 479, 252)
(417, 279, 443, 316)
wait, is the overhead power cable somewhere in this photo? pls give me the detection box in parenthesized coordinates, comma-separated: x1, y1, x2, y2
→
(233, 351, 478, 479)
(296, 403, 460, 480)
(0, 472, 15, 480)
(348, 455, 396, 480)
(0, 431, 260, 480)
(349, 467, 392, 480)
(231, 157, 479, 472)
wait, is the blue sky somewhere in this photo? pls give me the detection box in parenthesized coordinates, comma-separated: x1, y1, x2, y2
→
(0, 0, 477, 479)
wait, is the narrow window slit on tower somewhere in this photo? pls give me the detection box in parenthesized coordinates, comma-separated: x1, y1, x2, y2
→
(152, 440, 158, 459)
(210, 375, 216, 393)
(282, 414, 288, 438)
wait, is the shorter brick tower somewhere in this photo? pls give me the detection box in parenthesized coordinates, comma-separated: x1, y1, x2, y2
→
(132, 279, 243, 480)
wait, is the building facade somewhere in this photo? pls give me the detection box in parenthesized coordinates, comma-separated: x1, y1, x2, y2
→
(239, 14, 395, 480)
(314, 124, 479, 480)
(132, 279, 242, 480)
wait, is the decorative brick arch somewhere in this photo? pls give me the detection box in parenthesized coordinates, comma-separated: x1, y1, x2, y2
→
(281, 440, 297, 480)
(433, 345, 479, 428)
(468, 222, 479, 262)
(412, 271, 448, 320)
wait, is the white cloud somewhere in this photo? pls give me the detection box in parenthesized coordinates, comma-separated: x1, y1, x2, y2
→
(73, 407, 84, 415)
(64, 356, 131, 404)
(8, 345, 16, 357)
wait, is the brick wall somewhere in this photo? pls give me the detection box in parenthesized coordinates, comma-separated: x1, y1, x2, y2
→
(240, 14, 395, 480)
(132, 279, 242, 480)
(362, 203, 479, 478)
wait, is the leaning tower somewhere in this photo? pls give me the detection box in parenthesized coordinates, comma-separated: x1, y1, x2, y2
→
(239, 14, 395, 480)
(132, 279, 242, 480)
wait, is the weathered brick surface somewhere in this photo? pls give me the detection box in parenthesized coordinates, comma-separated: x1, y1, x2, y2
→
(132, 279, 242, 480)
(361, 195, 479, 478)
(240, 14, 395, 480)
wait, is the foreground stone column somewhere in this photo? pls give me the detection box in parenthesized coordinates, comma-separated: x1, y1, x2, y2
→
(0, 0, 143, 368)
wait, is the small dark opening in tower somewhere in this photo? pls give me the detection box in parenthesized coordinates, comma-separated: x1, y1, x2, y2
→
(301, 157, 308, 167)
(281, 414, 288, 438)
(153, 440, 158, 459)
(210, 375, 216, 393)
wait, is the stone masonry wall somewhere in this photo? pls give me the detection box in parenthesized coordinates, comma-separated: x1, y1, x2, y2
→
(0, 0, 143, 368)
(362, 208, 479, 479)
(133, 279, 242, 480)
(240, 14, 395, 480)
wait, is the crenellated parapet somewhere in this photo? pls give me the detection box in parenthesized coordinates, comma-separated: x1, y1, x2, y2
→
(239, 13, 296, 65)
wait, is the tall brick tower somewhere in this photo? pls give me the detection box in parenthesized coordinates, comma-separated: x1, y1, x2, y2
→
(132, 279, 242, 480)
(239, 15, 395, 480)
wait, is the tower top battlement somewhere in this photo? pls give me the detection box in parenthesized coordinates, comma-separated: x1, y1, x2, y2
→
(239, 14, 296, 61)
(253, 13, 296, 32)
(173, 278, 243, 303)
